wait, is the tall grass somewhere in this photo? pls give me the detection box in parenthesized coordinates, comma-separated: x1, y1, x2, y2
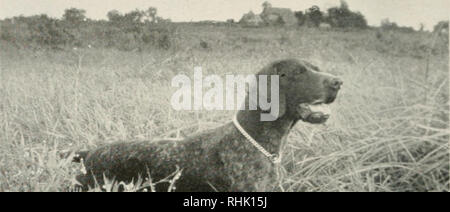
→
(0, 26, 448, 191)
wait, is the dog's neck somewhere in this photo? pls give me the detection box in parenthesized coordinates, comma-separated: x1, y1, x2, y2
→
(235, 109, 297, 157)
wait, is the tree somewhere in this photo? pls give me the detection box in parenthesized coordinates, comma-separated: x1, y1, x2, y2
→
(123, 10, 144, 23)
(262, 1, 272, 10)
(306, 6, 323, 27)
(326, 1, 367, 29)
(340, 0, 349, 10)
(107, 10, 123, 23)
(27, 14, 74, 47)
(433, 21, 449, 33)
(294, 11, 306, 26)
(145, 7, 158, 23)
(62, 8, 86, 26)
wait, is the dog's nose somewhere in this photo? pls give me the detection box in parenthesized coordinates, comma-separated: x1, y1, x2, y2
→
(327, 78, 343, 90)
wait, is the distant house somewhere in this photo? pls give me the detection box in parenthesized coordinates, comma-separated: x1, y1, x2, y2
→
(260, 7, 297, 26)
(239, 11, 264, 27)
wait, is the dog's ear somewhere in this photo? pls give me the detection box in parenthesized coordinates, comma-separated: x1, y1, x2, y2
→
(273, 59, 307, 75)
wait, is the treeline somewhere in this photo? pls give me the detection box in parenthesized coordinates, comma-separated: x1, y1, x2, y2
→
(294, 1, 367, 28)
(293, 0, 448, 33)
(0, 7, 173, 50)
(1, 2, 447, 51)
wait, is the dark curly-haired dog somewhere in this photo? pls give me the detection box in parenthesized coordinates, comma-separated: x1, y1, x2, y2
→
(71, 59, 342, 191)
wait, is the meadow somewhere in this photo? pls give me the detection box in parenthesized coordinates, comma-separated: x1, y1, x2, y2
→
(0, 25, 448, 191)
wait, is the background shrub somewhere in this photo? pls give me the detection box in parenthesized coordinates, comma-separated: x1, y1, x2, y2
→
(326, 0, 367, 29)
(0, 8, 173, 51)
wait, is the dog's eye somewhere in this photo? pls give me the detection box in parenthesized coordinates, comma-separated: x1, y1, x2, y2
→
(280, 74, 286, 77)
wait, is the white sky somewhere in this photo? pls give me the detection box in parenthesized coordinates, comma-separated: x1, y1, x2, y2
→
(0, 0, 448, 30)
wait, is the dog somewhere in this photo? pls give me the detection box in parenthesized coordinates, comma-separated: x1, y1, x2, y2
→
(70, 59, 342, 191)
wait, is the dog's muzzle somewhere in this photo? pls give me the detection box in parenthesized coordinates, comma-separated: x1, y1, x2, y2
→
(297, 103, 331, 124)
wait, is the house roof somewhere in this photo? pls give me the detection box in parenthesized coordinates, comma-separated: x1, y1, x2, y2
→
(239, 11, 264, 27)
(263, 7, 293, 15)
(261, 7, 297, 25)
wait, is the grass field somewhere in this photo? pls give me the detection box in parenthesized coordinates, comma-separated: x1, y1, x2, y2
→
(0, 25, 448, 191)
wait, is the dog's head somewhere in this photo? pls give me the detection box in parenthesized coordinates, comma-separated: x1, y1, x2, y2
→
(257, 59, 342, 124)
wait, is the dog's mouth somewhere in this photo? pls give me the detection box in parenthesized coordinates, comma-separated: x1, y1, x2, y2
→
(296, 100, 332, 124)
